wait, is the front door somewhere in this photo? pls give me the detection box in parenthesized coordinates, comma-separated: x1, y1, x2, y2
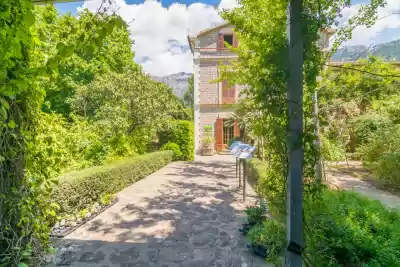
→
(215, 118, 239, 152)
(223, 120, 234, 148)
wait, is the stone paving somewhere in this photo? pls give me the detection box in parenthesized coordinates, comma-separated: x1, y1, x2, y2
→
(48, 155, 270, 267)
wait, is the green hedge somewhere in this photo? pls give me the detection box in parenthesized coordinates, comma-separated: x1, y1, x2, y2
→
(159, 120, 194, 161)
(51, 151, 173, 215)
(247, 158, 400, 266)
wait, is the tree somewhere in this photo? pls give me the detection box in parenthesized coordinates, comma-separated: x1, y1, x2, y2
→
(218, 0, 387, 264)
(184, 74, 194, 108)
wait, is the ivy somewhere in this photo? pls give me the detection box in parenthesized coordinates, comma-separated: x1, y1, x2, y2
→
(219, 0, 387, 264)
(0, 1, 127, 265)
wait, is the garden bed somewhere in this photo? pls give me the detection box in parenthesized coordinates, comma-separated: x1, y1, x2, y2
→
(51, 197, 118, 238)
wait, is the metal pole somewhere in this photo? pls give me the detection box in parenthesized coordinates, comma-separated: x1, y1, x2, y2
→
(236, 157, 238, 181)
(243, 159, 247, 202)
(238, 159, 241, 188)
(286, 0, 304, 266)
(313, 91, 322, 183)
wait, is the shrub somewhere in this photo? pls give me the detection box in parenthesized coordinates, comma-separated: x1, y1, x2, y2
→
(161, 142, 182, 160)
(248, 159, 285, 217)
(358, 125, 400, 187)
(51, 151, 173, 215)
(159, 120, 194, 161)
(352, 112, 393, 146)
(248, 158, 400, 266)
(247, 220, 285, 263)
(306, 190, 400, 266)
(321, 135, 346, 161)
(245, 205, 266, 224)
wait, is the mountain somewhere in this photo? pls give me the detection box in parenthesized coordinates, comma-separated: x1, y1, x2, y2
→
(152, 72, 192, 99)
(332, 39, 400, 62)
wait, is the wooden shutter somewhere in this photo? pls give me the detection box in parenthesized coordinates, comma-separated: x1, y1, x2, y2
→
(215, 118, 224, 151)
(222, 81, 236, 105)
(233, 32, 238, 48)
(217, 33, 224, 50)
(234, 120, 240, 137)
(222, 80, 229, 97)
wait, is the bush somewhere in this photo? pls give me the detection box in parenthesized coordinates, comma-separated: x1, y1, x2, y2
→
(161, 142, 182, 160)
(358, 125, 400, 187)
(306, 190, 400, 266)
(321, 135, 346, 161)
(248, 159, 285, 217)
(51, 151, 173, 215)
(159, 120, 194, 161)
(248, 158, 400, 266)
(352, 112, 393, 146)
(247, 220, 285, 263)
(245, 205, 266, 224)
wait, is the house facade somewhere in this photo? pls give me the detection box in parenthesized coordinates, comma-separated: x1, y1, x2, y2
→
(188, 23, 335, 155)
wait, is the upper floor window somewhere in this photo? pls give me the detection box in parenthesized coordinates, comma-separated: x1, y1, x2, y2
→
(224, 35, 233, 46)
(218, 33, 237, 50)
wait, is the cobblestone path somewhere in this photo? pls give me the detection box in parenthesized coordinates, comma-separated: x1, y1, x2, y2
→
(48, 155, 270, 267)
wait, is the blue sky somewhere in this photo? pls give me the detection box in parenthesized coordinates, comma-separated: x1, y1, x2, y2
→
(55, 0, 400, 76)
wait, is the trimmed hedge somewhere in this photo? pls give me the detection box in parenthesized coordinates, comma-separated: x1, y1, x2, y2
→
(159, 120, 194, 161)
(51, 151, 173, 215)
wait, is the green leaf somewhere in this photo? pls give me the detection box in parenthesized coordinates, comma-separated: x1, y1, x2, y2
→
(8, 120, 16, 129)
(18, 263, 29, 267)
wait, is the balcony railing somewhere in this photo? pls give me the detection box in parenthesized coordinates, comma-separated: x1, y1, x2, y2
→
(197, 48, 238, 59)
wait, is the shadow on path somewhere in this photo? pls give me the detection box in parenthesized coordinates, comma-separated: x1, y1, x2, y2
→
(48, 156, 269, 267)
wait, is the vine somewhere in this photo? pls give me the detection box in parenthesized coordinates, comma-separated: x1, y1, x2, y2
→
(0, 1, 125, 265)
(219, 0, 386, 264)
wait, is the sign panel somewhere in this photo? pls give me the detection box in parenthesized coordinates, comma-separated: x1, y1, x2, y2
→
(233, 144, 250, 157)
(229, 141, 242, 151)
(239, 146, 256, 159)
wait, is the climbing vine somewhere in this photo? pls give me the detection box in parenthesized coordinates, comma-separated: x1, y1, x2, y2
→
(219, 0, 386, 264)
(0, 1, 126, 265)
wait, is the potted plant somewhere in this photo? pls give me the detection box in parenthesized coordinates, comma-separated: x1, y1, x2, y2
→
(240, 205, 266, 235)
(201, 125, 215, 156)
(247, 220, 285, 260)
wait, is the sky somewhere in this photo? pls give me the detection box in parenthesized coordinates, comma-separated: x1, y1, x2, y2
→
(55, 0, 400, 76)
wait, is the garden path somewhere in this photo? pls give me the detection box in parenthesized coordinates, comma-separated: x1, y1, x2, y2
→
(326, 161, 400, 209)
(48, 155, 270, 267)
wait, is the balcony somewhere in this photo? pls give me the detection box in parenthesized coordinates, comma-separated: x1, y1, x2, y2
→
(198, 48, 238, 60)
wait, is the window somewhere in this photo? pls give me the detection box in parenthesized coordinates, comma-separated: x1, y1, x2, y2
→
(223, 34, 233, 47)
(223, 120, 234, 145)
(222, 80, 236, 104)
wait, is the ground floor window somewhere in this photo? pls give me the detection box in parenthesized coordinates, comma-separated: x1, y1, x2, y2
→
(223, 120, 234, 145)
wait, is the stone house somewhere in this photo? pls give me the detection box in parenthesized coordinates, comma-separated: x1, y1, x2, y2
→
(188, 22, 335, 155)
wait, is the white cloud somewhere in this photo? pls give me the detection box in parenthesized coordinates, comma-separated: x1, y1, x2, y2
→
(79, 0, 232, 76)
(78, 0, 399, 76)
(338, 0, 400, 46)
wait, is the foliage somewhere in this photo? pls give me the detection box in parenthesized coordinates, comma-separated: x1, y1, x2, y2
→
(161, 142, 182, 161)
(352, 112, 393, 146)
(305, 190, 400, 267)
(247, 159, 285, 218)
(244, 205, 266, 224)
(159, 120, 194, 161)
(358, 125, 400, 188)
(51, 151, 173, 216)
(320, 135, 346, 161)
(0, 2, 122, 265)
(249, 159, 400, 266)
(319, 58, 400, 153)
(1, 2, 187, 265)
(247, 220, 286, 263)
(184, 74, 194, 108)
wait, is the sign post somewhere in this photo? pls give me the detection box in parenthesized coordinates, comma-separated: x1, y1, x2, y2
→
(238, 146, 256, 202)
